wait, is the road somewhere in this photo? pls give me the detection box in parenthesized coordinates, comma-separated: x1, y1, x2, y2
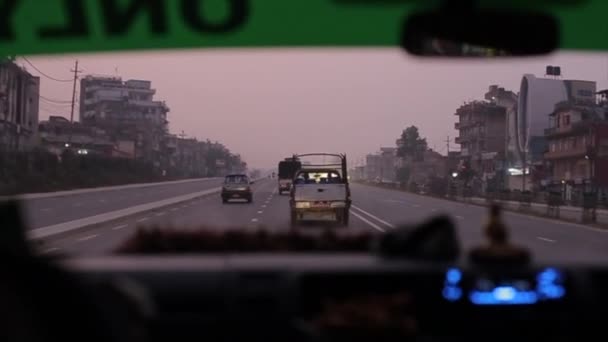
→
(29, 179, 608, 262)
(21, 178, 223, 229)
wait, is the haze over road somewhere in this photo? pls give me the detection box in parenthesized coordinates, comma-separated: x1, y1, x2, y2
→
(28, 178, 608, 262)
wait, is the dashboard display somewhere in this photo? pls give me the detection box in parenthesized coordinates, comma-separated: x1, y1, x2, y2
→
(442, 267, 566, 305)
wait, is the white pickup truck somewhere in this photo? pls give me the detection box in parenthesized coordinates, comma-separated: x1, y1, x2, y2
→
(289, 154, 351, 227)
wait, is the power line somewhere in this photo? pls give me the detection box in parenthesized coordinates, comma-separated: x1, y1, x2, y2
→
(21, 57, 73, 83)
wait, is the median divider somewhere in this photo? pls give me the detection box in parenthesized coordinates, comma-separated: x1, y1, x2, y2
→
(2, 177, 221, 201)
(28, 186, 222, 240)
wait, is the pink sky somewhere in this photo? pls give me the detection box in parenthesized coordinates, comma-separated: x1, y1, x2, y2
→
(22, 49, 608, 169)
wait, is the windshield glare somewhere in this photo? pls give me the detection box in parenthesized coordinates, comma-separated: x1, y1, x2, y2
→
(3, 49, 608, 262)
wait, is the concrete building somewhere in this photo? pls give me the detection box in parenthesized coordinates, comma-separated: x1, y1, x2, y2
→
(454, 100, 507, 191)
(365, 147, 398, 183)
(38, 116, 129, 158)
(544, 99, 608, 200)
(79, 76, 170, 166)
(0, 60, 40, 151)
(511, 74, 596, 189)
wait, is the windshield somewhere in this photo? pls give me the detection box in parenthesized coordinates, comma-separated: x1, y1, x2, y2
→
(3, 49, 608, 263)
(225, 175, 249, 184)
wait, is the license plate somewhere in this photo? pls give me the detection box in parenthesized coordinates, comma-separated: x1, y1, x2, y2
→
(311, 201, 330, 208)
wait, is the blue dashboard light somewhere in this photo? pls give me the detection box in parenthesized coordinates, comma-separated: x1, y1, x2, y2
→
(442, 286, 463, 301)
(470, 286, 538, 305)
(537, 268, 560, 284)
(538, 284, 566, 299)
(446, 268, 462, 284)
(494, 286, 516, 301)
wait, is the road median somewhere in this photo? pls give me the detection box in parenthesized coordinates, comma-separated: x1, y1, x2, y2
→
(28, 186, 222, 240)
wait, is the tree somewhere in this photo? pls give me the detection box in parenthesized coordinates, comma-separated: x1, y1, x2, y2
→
(397, 126, 428, 161)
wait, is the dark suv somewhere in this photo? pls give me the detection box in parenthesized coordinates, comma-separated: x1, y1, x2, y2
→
(221, 174, 253, 203)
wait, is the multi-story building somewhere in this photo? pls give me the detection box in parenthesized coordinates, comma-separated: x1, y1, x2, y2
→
(544, 98, 608, 199)
(511, 73, 596, 189)
(454, 100, 507, 191)
(79, 76, 170, 166)
(0, 60, 40, 151)
(365, 148, 398, 183)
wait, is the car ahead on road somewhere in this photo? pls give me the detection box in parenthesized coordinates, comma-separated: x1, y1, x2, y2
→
(221, 174, 253, 203)
(290, 154, 351, 227)
(278, 157, 302, 195)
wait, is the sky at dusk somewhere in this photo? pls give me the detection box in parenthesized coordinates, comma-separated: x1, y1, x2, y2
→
(21, 49, 608, 170)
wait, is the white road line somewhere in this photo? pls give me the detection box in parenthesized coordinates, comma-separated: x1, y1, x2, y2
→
(42, 247, 60, 253)
(351, 205, 396, 229)
(537, 236, 556, 243)
(257, 211, 263, 214)
(351, 211, 385, 233)
(155, 212, 166, 217)
(262, 205, 267, 208)
(456, 215, 465, 220)
(431, 208, 438, 212)
(112, 225, 127, 230)
(170, 208, 179, 212)
(99, 199, 106, 203)
(251, 218, 259, 222)
(136, 217, 149, 223)
(504, 211, 608, 234)
(78, 234, 98, 242)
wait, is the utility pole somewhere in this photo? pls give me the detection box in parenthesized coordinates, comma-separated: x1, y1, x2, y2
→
(68, 60, 82, 145)
(445, 136, 451, 154)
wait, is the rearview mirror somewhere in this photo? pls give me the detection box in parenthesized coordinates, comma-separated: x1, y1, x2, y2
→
(401, 9, 559, 57)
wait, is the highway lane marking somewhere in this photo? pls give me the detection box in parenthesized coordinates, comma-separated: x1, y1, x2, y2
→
(42, 247, 60, 254)
(258, 211, 263, 214)
(456, 215, 465, 220)
(431, 208, 438, 212)
(351, 205, 396, 229)
(112, 225, 128, 230)
(351, 211, 385, 233)
(78, 234, 98, 242)
(136, 217, 150, 223)
(251, 218, 259, 222)
(155, 212, 166, 217)
(503, 211, 608, 234)
(170, 207, 179, 212)
(262, 205, 267, 208)
(99, 199, 106, 203)
(537, 236, 556, 243)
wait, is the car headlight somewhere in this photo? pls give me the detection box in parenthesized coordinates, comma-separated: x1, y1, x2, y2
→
(330, 201, 347, 208)
(295, 201, 311, 209)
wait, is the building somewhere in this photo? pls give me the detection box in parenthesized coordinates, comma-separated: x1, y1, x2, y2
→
(0, 60, 40, 151)
(511, 73, 596, 189)
(454, 100, 507, 191)
(79, 76, 170, 166)
(38, 116, 128, 158)
(544, 99, 608, 199)
(365, 147, 398, 183)
(407, 149, 447, 185)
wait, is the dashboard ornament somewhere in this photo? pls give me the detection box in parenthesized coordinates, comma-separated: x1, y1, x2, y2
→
(469, 205, 531, 266)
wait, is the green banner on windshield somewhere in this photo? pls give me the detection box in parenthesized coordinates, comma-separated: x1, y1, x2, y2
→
(0, 0, 607, 55)
(0, 0, 409, 55)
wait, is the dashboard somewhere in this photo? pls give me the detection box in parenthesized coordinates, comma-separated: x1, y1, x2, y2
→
(51, 254, 608, 342)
